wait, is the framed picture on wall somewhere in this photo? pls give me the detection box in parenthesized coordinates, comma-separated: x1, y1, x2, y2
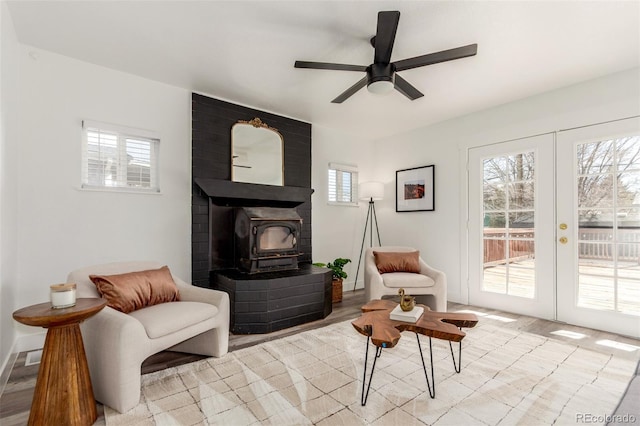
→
(396, 165, 435, 212)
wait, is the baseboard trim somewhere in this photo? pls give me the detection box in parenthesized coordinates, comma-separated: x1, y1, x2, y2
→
(0, 331, 46, 397)
(345, 279, 364, 291)
(14, 331, 46, 353)
(0, 351, 18, 397)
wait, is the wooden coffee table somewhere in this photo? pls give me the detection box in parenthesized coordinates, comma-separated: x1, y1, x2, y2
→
(352, 299, 478, 405)
(13, 298, 107, 426)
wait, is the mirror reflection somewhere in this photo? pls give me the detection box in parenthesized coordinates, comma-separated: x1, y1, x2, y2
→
(231, 118, 284, 186)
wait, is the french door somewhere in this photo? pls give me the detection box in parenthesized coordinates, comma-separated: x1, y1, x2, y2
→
(468, 118, 640, 338)
(468, 134, 556, 320)
(557, 118, 640, 337)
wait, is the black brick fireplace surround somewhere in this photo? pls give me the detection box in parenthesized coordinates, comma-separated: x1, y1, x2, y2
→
(214, 265, 331, 334)
(191, 93, 332, 333)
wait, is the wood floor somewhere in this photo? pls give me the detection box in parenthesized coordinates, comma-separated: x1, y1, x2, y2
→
(1, 289, 639, 426)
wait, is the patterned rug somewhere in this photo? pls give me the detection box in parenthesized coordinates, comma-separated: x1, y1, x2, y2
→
(104, 318, 638, 425)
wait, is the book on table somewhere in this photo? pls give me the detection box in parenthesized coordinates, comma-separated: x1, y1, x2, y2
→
(390, 305, 424, 323)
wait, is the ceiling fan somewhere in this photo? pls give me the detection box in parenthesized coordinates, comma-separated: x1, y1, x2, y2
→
(294, 11, 478, 103)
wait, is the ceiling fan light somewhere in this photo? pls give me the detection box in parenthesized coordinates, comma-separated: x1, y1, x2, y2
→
(367, 80, 394, 95)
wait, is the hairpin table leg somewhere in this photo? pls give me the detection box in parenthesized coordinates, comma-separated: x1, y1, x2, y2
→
(448, 327, 463, 373)
(416, 333, 435, 398)
(361, 336, 383, 406)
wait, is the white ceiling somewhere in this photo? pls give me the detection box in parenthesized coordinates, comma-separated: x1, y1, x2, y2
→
(7, 1, 640, 139)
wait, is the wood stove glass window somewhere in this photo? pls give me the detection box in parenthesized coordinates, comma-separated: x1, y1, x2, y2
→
(259, 225, 296, 251)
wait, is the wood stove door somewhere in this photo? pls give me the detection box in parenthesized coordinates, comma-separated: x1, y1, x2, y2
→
(254, 222, 299, 256)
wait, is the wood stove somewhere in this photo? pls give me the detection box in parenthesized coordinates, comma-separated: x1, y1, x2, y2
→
(193, 177, 331, 334)
(235, 207, 302, 274)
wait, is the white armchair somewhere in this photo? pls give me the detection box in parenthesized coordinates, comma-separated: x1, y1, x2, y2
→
(364, 246, 447, 311)
(67, 261, 229, 413)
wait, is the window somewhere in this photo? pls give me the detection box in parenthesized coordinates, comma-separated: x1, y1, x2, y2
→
(328, 162, 358, 206)
(81, 120, 159, 192)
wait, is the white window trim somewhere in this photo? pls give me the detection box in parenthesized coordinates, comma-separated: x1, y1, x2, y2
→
(81, 120, 161, 194)
(328, 162, 359, 207)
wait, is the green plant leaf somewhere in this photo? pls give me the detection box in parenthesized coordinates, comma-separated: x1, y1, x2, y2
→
(323, 258, 351, 280)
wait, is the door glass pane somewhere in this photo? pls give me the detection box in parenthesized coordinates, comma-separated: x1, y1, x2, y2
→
(618, 278, 640, 316)
(484, 157, 507, 183)
(484, 213, 506, 230)
(578, 243, 615, 277)
(578, 209, 614, 227)
(508, 152, 535, 180)
(617, 136, 640, 170)
(482, 255, 507, 294)
(576, 137, 640, 315)
(617, 172, 640, 205)
(508, 182, 534, 209)
(484, 184, 505, 210)
(577, 140, 613, 174)
(578, 175, 614, 208)
(508, 265, 535, 298)
(578, 275, 615, 311)
(482, 151, 536, 299)
(509, 211, 534, 228)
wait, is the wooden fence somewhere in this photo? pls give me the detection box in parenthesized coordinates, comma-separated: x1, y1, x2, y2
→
(483, 227, 640, 265)
(484, 228, 534, 266)
(577, 227, 640, 262)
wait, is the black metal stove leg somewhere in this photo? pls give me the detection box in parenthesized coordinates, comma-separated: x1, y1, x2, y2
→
(416, 333, 435, 398)
(448, 327, 463, 373)
(361, 336, 382, 406)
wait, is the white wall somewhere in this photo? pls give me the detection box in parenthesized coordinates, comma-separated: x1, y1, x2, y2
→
(0, 1, 21, 377)
(3, 44, 378, 369)
(311, 124, 376, 289)
(2, 24, 637, 378)
(10, 47, 191, 344)
(372, 68, 640, 303)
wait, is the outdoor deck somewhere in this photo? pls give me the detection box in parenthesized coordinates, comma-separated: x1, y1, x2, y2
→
(483, 258, 640, 315)
(482, 226, 640, 315)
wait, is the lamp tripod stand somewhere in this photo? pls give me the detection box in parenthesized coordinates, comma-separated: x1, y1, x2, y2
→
(352, 197, 381, 291)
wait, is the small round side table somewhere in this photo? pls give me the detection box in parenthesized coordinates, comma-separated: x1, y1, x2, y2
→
(13, 298, 107, 426)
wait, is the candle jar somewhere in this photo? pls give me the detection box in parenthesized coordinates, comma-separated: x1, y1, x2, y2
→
(50, 283, 77, 309)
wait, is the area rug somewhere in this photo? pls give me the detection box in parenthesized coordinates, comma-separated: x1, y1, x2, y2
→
(104, 318, 638, 425)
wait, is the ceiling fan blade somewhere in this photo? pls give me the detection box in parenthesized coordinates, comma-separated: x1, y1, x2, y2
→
(331, 76, 368, 103)
(393, 44, 478, 72)
(374, 11, 401, 64)
(394, 74, 424, 100)
(294, 61, 367, 72)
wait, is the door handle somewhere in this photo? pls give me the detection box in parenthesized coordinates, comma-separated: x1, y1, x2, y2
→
(559, 237, 568, 244)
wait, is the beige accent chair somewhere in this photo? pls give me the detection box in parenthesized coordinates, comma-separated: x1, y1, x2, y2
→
(67, 261, 229, 413)
(364, 246, 447, 311)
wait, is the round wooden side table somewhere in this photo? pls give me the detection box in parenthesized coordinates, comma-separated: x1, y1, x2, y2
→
(13, 298, 107, 426)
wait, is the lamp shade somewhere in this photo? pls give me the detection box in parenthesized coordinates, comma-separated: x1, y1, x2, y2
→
(359, 181, 384, 201)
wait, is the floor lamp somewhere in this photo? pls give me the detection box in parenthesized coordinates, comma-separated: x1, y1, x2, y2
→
(352, 181, 384, 291)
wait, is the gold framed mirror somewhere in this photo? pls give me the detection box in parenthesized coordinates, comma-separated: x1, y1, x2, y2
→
(231, 118, 284, 186)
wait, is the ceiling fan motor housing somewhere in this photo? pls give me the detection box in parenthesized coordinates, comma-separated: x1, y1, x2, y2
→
(367, 63, 395, 86)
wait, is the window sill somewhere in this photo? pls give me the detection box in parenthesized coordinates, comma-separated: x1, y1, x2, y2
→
(77, 186, 162, 195)
(327, 201, 359, 207)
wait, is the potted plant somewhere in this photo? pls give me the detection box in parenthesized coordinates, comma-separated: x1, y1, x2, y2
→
(314, 258, 351, 303)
